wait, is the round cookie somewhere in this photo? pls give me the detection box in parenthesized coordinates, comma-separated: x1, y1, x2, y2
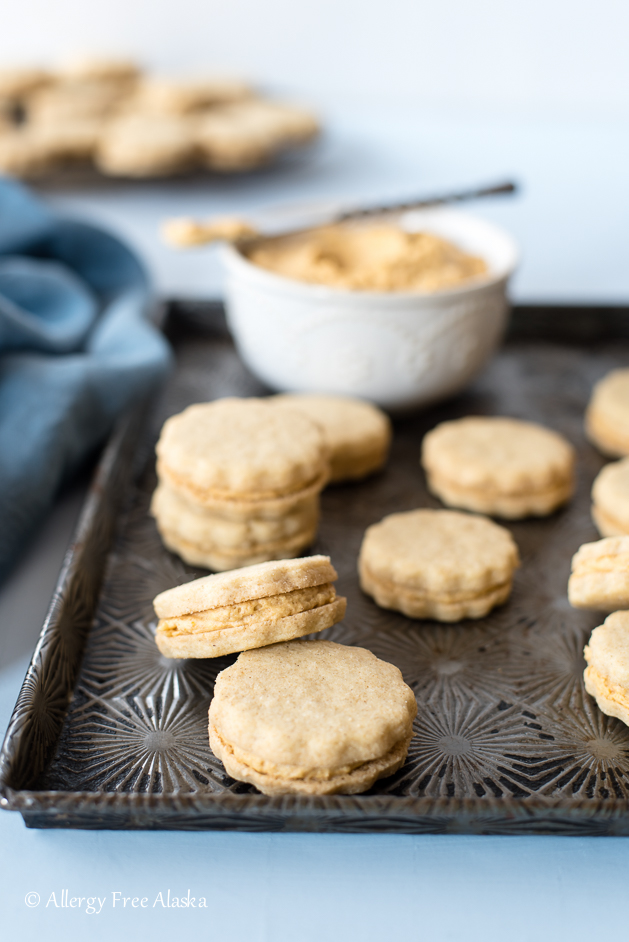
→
(135, 76, 252, 114)
(195, 99, 319, 172)
(95, 113, 198, 177)
(584, 611, 629, 727)
(591, 457, 629, 537)
(153, 556, 346, 659)
(156, 398, 329, 504)
(272, 393, 391, 482)
(585, 369, 629, 457)
(359, 508, 520, 621)
(569, 537, 629, 611)
(421, 416, 575, 519)
(208, 639, 416, 795)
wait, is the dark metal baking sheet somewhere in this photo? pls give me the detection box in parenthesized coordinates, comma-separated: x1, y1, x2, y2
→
(3, 302, 629, 833)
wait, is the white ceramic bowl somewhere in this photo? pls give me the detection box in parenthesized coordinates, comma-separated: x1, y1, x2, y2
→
(222, 208, 518, 411)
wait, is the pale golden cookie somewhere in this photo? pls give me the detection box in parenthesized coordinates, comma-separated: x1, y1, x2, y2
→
(272, 393, 391, 482)
(27, 81, 125, 124)
(134, 76, 252, 114)
(422, 416, 575, 519)
(151, 483, 318, 550)
(195, 99, 319, 171)
(153, 556, 345, 658)
(584, 611, 629, 726)
(359, 508, 519, 621)
(569, 537, 629, 611)
(208, 639, 416, 795)
(0, 121, 100, 175)
(586, 369, 629, 457)
(156, 398, 329, 503)
(591, 457, 629, 537)
(95, 113, 197, 176)
(0, 67, 52, 101)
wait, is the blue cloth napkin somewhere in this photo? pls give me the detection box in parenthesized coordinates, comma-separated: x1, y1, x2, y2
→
(0, 177, 172, 582)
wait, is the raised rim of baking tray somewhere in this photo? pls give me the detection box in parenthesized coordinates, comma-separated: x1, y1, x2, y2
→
(2, 302, 629, 834)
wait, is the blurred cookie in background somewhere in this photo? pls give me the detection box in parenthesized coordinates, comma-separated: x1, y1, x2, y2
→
(0, 55, 320, 179)
(586, 368, 629, 458)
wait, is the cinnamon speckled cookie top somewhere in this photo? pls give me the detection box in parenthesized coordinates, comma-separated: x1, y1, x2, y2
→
(156, 398, 329, 499)
(209, 640, 416, 775)
(153, 554, 338, 618)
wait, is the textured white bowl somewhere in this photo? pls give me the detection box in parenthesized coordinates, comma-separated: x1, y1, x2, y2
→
(222, 208, 518, 411)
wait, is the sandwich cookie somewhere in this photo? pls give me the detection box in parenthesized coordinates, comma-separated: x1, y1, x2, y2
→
(359, 508, 520, 621)
(586, 368, 629, 457)
(272, 393, 391, 483)
(208, 639, 417, 795)
(591, 457, 629, 537)
(422, 416, 575, 519)
(153, 555, 346, 658)
(584, 612, 629, 727)
(152, 397, 329, 570)
(569, 537, 629, 611)
(150, 483, 319, 571)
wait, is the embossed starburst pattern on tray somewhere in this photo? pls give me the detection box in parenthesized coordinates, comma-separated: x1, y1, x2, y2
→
(37, 323, 629, 822)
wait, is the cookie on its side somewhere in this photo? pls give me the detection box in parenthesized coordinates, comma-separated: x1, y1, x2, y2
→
(584, 612, 629, 727)
(208, 639, 417, 795)
(568, 537, 629, 611)
(586, 369, 629, 457)
(359, 508, 519, 621)
(272, 393, 391, 482)
(153, 555, 346, 658)
(591, 457, 629, 537)
(421, 416, 575, 519)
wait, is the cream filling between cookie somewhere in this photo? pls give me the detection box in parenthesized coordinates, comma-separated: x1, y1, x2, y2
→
(157, 459, 329, 506)
(158, 583, 336, 636)
(360, 564, 511, 603)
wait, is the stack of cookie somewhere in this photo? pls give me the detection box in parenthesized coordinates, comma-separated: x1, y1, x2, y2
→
(152, 397, 330, 571)
(152, 557, 417, 797)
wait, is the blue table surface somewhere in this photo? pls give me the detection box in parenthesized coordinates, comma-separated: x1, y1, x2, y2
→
(2, 105, 629, 942)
